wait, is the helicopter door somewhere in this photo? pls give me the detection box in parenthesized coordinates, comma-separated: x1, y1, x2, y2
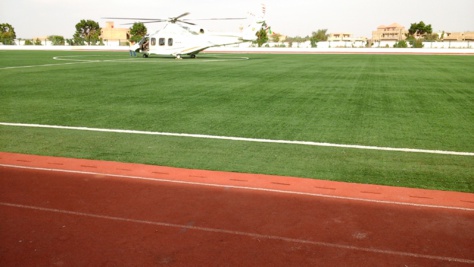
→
(140, 37, 150, 52)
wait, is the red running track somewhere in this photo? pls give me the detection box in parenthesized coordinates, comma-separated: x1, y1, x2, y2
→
(1, 152, 473, 266)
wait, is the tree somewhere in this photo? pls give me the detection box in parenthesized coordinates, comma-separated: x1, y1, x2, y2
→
(71, 34, 85, 46)
(310, 29, 328, 48)
(74, 19, 101, 45)
(48, 35, 65, 45)
(412, 39, 424, 48)
(286, 36, 309, 48)
(406, 21, 432, 48)
(408, 21, 433, 38)
(256, 25, 268, 47)
(424, 33, 439, 41)
(0, 23, 16, 45)
(405, 35, 424, 48)
(129, 22, 147, 43)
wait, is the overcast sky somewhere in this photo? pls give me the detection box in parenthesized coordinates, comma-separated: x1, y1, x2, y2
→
(1, 0, 473, 39)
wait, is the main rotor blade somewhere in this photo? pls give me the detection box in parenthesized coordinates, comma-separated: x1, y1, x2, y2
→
(120, 20, 166, 25)
(185, 18, 246, 21)
(103, 13, 244, 25)
(170, 12, 190, 23)
(174, 12, 190, 20)
(102, 17, 165, 21)
(140, 20, 168, 24)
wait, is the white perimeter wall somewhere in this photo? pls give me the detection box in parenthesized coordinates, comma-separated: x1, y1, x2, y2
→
(1, 44, 473, 55)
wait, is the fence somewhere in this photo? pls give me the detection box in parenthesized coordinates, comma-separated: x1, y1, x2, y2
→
(2, 40, 473, 54)
(7, 39, 130, 47)
(371, 41, 473, 49)
(260, 41, 473, 49)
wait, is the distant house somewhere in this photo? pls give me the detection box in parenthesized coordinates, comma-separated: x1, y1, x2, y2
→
(328, 33, 352, 42)
(101, 22, 130, 45)
(443, 32, 474, 41)
(328, 33, 367, 42)
(372, 23, 408, 42)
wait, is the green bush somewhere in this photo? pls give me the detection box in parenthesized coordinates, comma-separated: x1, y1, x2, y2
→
(412, 39, 424, 48)
(393, 40, 408, 48)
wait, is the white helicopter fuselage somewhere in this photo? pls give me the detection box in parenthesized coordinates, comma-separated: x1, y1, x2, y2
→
(135, 20, 261, 58)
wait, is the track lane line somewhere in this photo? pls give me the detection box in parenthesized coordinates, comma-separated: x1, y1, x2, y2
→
(1, 201, 472, 264)
(1, 122, 473, 156)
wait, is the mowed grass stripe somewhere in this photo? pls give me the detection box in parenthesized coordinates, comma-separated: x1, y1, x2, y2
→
(1, 125, 472, 192)
(1, 122, 473, 156)
(1, 51, 473, 192)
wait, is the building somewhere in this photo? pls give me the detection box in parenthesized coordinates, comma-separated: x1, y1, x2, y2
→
(328, 33, 367, 42)
(372, 23, 408, 42)
(328, 33, 352, 42)
(325, 33, 367, 48)
(269, 32, 287, 42)
(101, 22, 130, 45)
(443, 32, 474, 41)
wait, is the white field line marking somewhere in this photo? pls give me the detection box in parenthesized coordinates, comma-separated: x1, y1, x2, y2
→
(53, 55, 144, 63)
(0, 55, 249, 70)
(0, 56, 139, 70)
(1, 122, 473, 156)
(1, 201, 473, 264)
(0, 55, 133, 70)
(0, 61, 98, 70)
(1, 164, 473, 212)
(53, 55, 250, 63)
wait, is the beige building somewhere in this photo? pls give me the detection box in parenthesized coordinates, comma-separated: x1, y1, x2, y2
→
(372, 23, 408, 41)
(328, 33, 367, 42)
(443, 32, 474, 41)
(328, 33, 352, 41)
(269, 32, 287, 42)
(101, 22, 130, 42)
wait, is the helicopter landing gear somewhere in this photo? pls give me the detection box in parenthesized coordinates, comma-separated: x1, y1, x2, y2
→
(190, 54, 196, 59)
(175, 54, 182, 60)
(143, 53, 149, 58)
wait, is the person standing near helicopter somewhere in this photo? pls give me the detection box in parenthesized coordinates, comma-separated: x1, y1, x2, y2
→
(141, 37, 149, 52)
(129, 41, 137, 57)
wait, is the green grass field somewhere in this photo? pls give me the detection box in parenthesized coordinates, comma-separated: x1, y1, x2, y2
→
(1, 50, 473, 192)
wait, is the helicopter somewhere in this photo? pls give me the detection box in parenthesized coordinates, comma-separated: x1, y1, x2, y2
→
(104, 10, 266, 59)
